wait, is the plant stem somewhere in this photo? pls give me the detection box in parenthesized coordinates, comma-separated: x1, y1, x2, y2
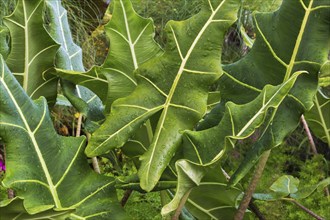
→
(120, 189, 133, 207)
(91, 157, 100, 174)
(283, 198, 325, 220)
(249, 200, 266, 220)
(301, 115, 317, 154)
(75, 113, 83, 137)
(86, 132, 101, 174)
(75, 115, 101, 174)
(171, 189, 192, 220)
(234, 150, 271, 220)
(301, 115, 330, 196)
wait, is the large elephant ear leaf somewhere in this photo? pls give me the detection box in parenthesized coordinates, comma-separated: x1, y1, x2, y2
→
(57, 0, 162, 111)
(45, 0, 84, 72)
(219, 0, 330, 104)
(162, 161, 251, 218)
(0, 55, 126, 219)
(86, 0, 240, 191)
(183, 167, 252, 220)
(223, 0, 330, 185)
(45, 0, 104, 132)
(3, 0, 59, 103)
(183, 0, 329, 186)
(164, 72, 302, 214)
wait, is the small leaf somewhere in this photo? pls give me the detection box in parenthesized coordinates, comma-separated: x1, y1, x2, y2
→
(45, 0, 105, 131)
(270, 175, 299, 195)
(291, 177, 330, 199)
(252, 192, 286, 201)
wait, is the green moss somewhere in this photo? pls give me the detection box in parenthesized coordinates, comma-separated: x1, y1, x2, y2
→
(124, 191, 163, 220)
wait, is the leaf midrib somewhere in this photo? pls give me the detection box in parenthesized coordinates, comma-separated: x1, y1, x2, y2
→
(284, 0, 313, 81)
(236, 74, 298, 136)
(55, 1, 73, 71)
(0, 61, 61, 207)
(120, 0, 138, 70)
(144, 0, 228, 181)
(23, 0, 29, 91)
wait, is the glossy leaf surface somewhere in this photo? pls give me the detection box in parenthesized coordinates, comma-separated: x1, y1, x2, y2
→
(0, 198, 72, 220)
(184, 0, 329, 187)
(269, 175, 299, 195)
(4, 0, 59, 103)
(45, 0, 104, 132)
(184, 169, 252, 220)
(57, 0, 162, 110)
(86, 0, 240, 192)
(0, 55, 126, 219)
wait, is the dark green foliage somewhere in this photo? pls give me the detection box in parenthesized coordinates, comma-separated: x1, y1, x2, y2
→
(124, 191, 163, 220)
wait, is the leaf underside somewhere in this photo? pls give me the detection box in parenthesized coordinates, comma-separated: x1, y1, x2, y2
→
(57, 0, 162, 111)
(45, 0, 104, 132)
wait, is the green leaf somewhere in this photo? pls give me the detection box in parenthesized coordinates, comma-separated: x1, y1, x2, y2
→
(320, 60, 330, 78)
(253, 177, 330, 201)
(242, 0, 282, 12)
(45, 0, 84, 72)
(240, 26, 254, 48)
(55, 94, 72, 107)
(180, 166, 251, 220)
(207, 91, 221, 111)
(183, 72, 302, 164)
(3, 0, 59, 103)
(86, 0, 240, 192)
(57, 0, 162, 110)
(305, 91, 330, 145)
(218, 0, 329, 185)
(0, 198, 72, 220)
(162, 160, 207, 215)
(173, 73, 303, 209)
(0, 55, 126, 219)
(45, 0, 105, 132)
(270, 175, 299, 195)
(291, 177, 330, 199)
(252, 192, 286, 201)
